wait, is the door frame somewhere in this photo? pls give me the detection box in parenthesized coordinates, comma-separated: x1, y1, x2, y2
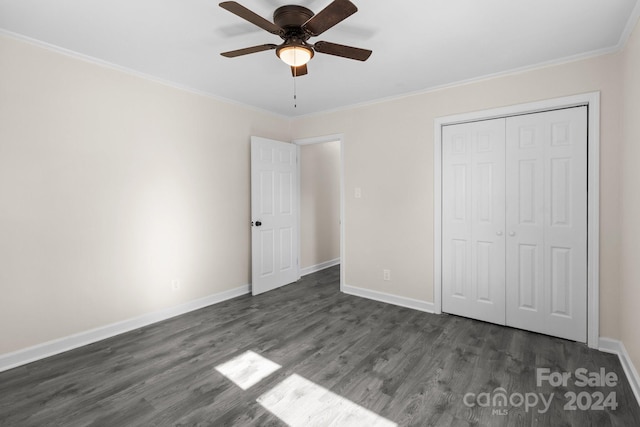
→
(433, 92, 600, 348)
(293, 134, 345, 291)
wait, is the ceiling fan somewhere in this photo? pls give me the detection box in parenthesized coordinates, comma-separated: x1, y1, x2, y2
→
(219, 0, 372, 77)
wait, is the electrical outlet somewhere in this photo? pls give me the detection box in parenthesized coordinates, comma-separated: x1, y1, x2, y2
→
(383, 269, 391, 281)
(171, 279, 181, 291)
(354, 187, 362, 199)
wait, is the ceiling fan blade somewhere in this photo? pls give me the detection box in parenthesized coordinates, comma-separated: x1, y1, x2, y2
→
(221, 44, 278, 58)
(291, 64, 308, 77)
(314, 41, 372, 61)
(302, 0, 358, 37)
(219, 2, 282, 35)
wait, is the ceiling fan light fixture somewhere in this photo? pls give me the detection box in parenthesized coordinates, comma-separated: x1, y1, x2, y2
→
(277, 44, 314, 67)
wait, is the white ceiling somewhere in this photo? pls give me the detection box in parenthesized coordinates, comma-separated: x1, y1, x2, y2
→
(1, 0, 639, 117)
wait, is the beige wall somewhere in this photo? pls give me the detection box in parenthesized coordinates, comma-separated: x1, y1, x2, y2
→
(299, 141, 341, 269)
(292, 52, 624, 339)
(621, 19, 640, 373)
(0, 35, 291, 354)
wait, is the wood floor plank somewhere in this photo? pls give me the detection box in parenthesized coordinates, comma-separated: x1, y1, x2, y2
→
(1, 266, 639, 426)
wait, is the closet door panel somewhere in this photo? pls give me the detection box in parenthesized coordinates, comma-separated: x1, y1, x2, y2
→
(505, 107, 587, 342)
(442, 119, 506, 324)
(506, 124, 545, 317)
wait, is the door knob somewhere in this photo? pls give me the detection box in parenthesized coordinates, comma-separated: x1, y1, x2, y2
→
(255, 221, 262, 227)
(509, 231, 516, 237)
(496, 231, 503, 236)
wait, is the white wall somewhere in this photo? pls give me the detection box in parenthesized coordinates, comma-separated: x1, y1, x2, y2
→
(299, 141, 341, 269)
(292, 52, 624, 339)
(0, 34, 291, 354)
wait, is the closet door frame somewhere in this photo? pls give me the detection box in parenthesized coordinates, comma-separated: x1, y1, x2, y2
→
(433, 92, 600, 348)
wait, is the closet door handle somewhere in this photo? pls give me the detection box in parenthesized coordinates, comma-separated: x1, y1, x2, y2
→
(509, 231, 516, 237)
(496, 231, 503, 236)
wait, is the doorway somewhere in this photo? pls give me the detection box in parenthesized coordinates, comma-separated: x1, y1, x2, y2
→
(294, 134, 345, 290)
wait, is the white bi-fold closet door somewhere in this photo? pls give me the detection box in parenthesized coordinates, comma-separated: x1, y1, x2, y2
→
(442, 107, 587, 342)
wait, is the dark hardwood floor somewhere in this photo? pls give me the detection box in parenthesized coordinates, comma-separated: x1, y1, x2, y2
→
(1, 266, 639, 426)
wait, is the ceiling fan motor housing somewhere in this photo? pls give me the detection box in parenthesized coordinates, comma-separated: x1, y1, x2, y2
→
(273, 5, 314, 32)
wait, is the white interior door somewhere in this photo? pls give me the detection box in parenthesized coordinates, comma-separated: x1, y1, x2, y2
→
(442, 118, 506, 324)
(505, 107, 587, 342)
(251, 136, 299, 296)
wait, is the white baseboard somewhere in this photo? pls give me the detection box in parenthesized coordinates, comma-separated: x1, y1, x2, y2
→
(0, 284, 250, 373)
(300, 258, 340, 277)
(599, 337, 640, 406)
(342, 284, 435, 313)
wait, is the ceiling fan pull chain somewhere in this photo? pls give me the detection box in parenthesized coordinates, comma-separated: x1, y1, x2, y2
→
(293, 70, 298, 108)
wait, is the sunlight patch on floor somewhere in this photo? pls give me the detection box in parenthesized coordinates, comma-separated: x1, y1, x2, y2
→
(257, 373, 398, 427)
(215, 350, 281, 390)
